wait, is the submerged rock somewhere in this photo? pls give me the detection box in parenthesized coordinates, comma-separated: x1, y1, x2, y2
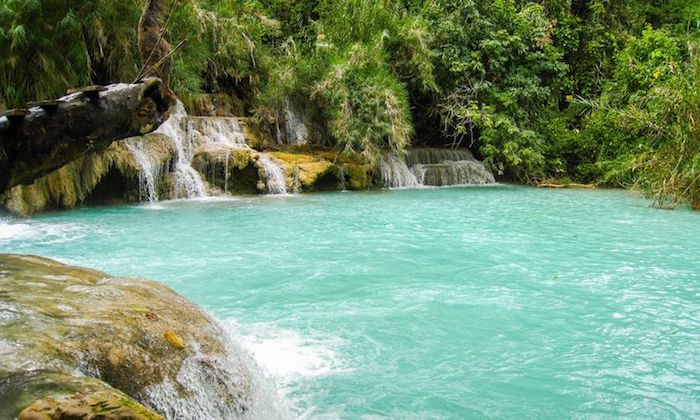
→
(0, 254, 253, 419)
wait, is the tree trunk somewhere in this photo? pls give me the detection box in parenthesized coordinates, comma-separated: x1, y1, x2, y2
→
(0, 78, 172, 192)
(138, 0, 172, 89)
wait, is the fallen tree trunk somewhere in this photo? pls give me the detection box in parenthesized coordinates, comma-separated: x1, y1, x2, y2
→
(537, 182, 595, 189)
(0, 78, 172, 192)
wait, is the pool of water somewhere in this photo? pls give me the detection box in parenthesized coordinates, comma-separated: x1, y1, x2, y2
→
(1, 186, 699, 418)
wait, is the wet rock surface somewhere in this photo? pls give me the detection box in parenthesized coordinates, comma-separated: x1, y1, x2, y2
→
(0, 254, 253, 419)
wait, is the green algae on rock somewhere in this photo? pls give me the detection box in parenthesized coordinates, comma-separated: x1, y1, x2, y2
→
(15, 374, 163, 420)
(267, 149, 371, 192)
(0, 254, 253, 419)
(192, 146, 261, 194)
(1, 133, 177, 216)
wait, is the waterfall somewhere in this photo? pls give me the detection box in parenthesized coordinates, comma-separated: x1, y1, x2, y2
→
(381, 148, 495, 188)
(412, 160, 496, 186)
(185, 117, 247, 148)
(338, 166, 347, 191)
(292, 165, 300, 194)
(223, 150, 231, 194)
(380, 155, 420, 188)
(404, 148, 476, 166)
(125, 140, 162, 202)
(283, 101, 309, 146)
(155, 101, 207, 199)
(141, 315, 289, 419)
(126, 102, 254, 201)
(258, 154, 288, 194)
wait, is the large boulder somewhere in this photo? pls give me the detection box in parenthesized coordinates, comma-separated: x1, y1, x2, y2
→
(0, 255, 253, 419)
(0, 79, 172, 194)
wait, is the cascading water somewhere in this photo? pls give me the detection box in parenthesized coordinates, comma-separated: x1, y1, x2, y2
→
(125, 102, 257, 201)
(283, 102, 309, 146)
(224, 150, 231, 194)
(380, 155, 420, 188)
(381, 148, 495, 188)
(412, 160, 496, 186)
(338, 167, 347, 191)
(292, 165, 301, 194)
(125, 140, 162, 202)
(404, 148, 476, 166)
(257, 154, 288, 195)
(185, 117, 248, 148)
(154, 101, 207, 199)
(142, 316, 289, 419)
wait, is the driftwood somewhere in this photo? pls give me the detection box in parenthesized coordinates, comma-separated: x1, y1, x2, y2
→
(537, 182, 595, 189)
(0, 78, 172, 192)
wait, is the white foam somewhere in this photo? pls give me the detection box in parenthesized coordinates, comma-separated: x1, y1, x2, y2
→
(0, 220, 86, 245)
(221, 320, 350, 417)
(234, 322, 349, 383)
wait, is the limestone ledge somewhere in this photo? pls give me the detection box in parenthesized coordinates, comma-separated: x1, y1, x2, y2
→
(0, 133, 372, 216)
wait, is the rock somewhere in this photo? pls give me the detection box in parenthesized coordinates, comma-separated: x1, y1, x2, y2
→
(0, 254, 253, 419)
(18, 377, 163, 420)
(1, 132, 177, 216)
(0, 79, 172, 193)
(181, 93, 246, 117)
(191, 146, 260, 195)
(268, 151, 335, 192)
(267, 149, 372, 192)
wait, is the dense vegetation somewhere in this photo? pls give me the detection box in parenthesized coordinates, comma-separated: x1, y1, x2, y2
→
(1, 0, 698, 208)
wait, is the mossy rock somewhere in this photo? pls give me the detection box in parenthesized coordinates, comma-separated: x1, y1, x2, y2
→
(239, 118, 268, 149)
(0, 254, 253, 418)
(192, 146, 261, 194)
(179, 93, 245, 117)
(14, 374, 162, 420)
(268, 151, 338, 192)
(344, 164, 371, 190)
(1, 132, 176, 216)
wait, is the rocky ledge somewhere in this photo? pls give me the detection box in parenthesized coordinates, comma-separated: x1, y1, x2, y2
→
(0, 254, 254, 419)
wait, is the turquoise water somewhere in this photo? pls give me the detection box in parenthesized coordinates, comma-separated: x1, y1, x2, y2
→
(1, 186, 699, 418)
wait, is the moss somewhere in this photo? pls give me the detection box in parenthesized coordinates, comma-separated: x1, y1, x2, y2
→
(345, 164, 371, 190)
(192, 146, 260, 194)
(164, 331, 186, 350)
(19, 387, 163, 420)
(1, 133, 176, 216)
(269, 151, 337, 192)
(1, 373, 161, 420)
(269, 152, 318, 165)
(179, 92, 245, 117)
(0, 254, 253, 417)
(239, 118, 269, 149)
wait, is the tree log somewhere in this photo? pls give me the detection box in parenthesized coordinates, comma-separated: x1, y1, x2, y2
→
(0, 78, 172, 192)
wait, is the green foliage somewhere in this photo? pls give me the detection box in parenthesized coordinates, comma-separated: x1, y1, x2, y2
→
(256, 0, 434, 159)
(313, 43, 412, 159)
(581, 31, 700, 208)
(0, 0, 141, 106)
(1, 0, 699, 208)
(427, 0, 566, 181)
(0, 0, 264, 107)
